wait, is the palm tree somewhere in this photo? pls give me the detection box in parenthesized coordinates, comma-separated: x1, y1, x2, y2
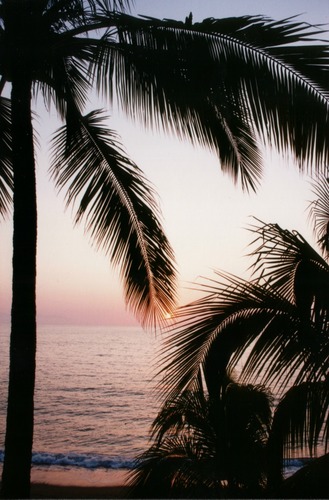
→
(1, 1, 178, 496)
(129, 376, 272, 498)
(159, 219, 329, 492)
(2, 2, 329, 496)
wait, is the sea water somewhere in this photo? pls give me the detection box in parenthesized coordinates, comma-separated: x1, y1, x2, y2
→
(0, 324, 160, 483)
(0, 323, 312, 483)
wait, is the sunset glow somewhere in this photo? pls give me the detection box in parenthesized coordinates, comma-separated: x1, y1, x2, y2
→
(1, 3, 328, 497)
(0, 0, 327, 327)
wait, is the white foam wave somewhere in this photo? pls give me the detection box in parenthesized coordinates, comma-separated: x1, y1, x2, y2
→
(0, 450, 135, 470)
(0, 449, 312, 476)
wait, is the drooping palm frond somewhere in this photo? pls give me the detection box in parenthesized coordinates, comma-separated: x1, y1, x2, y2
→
(308, 174, 329, 256)
(269, 379, 329, 463)
(104, 14, 264, 191)
(97, 13, 329, 189)
(50, 110, 177, 326)
(0, 96, 12, 217)
(5, 7, 329, 196)
(2, 5, 329, 195)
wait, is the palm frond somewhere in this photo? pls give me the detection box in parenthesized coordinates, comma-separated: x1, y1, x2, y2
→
(151, 389, 215, 452)
(33, 37, 95, 118)
(17, 8, 329, 194)
(42, 0, 131, 31)
(308, 174, 329, 256)
(158, 272, 292, 398)
(248, 219, 329, 330)
(101, 13, 329, 185)
(25, 1, 130, 118)
(159, 257, 328, 400)
(128, 433, 221, 499)
(270, 380, 329, 461)
(50, 109, 177, 327)
(0, 96, 12, 217)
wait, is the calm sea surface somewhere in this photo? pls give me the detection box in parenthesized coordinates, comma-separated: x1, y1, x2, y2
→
(0, 324, 160, 479)
(0, 323, 310, 482)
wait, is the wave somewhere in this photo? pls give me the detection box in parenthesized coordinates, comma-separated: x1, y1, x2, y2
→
(0, 449, 312, 476)
(0, 450, 135, 470)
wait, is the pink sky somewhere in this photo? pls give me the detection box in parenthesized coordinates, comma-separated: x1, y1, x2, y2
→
(0, 0, 327, 326)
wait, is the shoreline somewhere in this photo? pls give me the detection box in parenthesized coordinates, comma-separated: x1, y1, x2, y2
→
(30, 467, 132, 499)
(31, 483, 131, 498)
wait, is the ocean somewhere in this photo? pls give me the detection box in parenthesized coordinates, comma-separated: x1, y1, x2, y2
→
(0, 323, 160, 485)
(0, 323, 310, 485)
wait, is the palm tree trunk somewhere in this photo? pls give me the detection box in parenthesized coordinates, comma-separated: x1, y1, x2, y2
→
(1, 68, 37, 499)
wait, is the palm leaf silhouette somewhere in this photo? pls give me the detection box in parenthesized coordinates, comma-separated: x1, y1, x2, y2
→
(308, 174, 329, 255)
(51, 109, 176, 325)
(0, 97, 12, 217)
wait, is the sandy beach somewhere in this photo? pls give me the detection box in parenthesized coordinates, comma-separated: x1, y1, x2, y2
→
(29, 467, 132, 499)
(31, 483, 130, 498)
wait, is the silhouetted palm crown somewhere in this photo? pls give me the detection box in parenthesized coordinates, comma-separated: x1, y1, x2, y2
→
(158, 216, 329, 483)
(1, 4, 329, 318)
(2, 6, 329, 196)
(129, 378, 272, 498)
(1, 0, 180, 325)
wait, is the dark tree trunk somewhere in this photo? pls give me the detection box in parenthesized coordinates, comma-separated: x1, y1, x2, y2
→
(1, 68, 37, 498)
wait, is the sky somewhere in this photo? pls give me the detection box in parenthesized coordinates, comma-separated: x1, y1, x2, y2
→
(1, 0, 328, 326)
